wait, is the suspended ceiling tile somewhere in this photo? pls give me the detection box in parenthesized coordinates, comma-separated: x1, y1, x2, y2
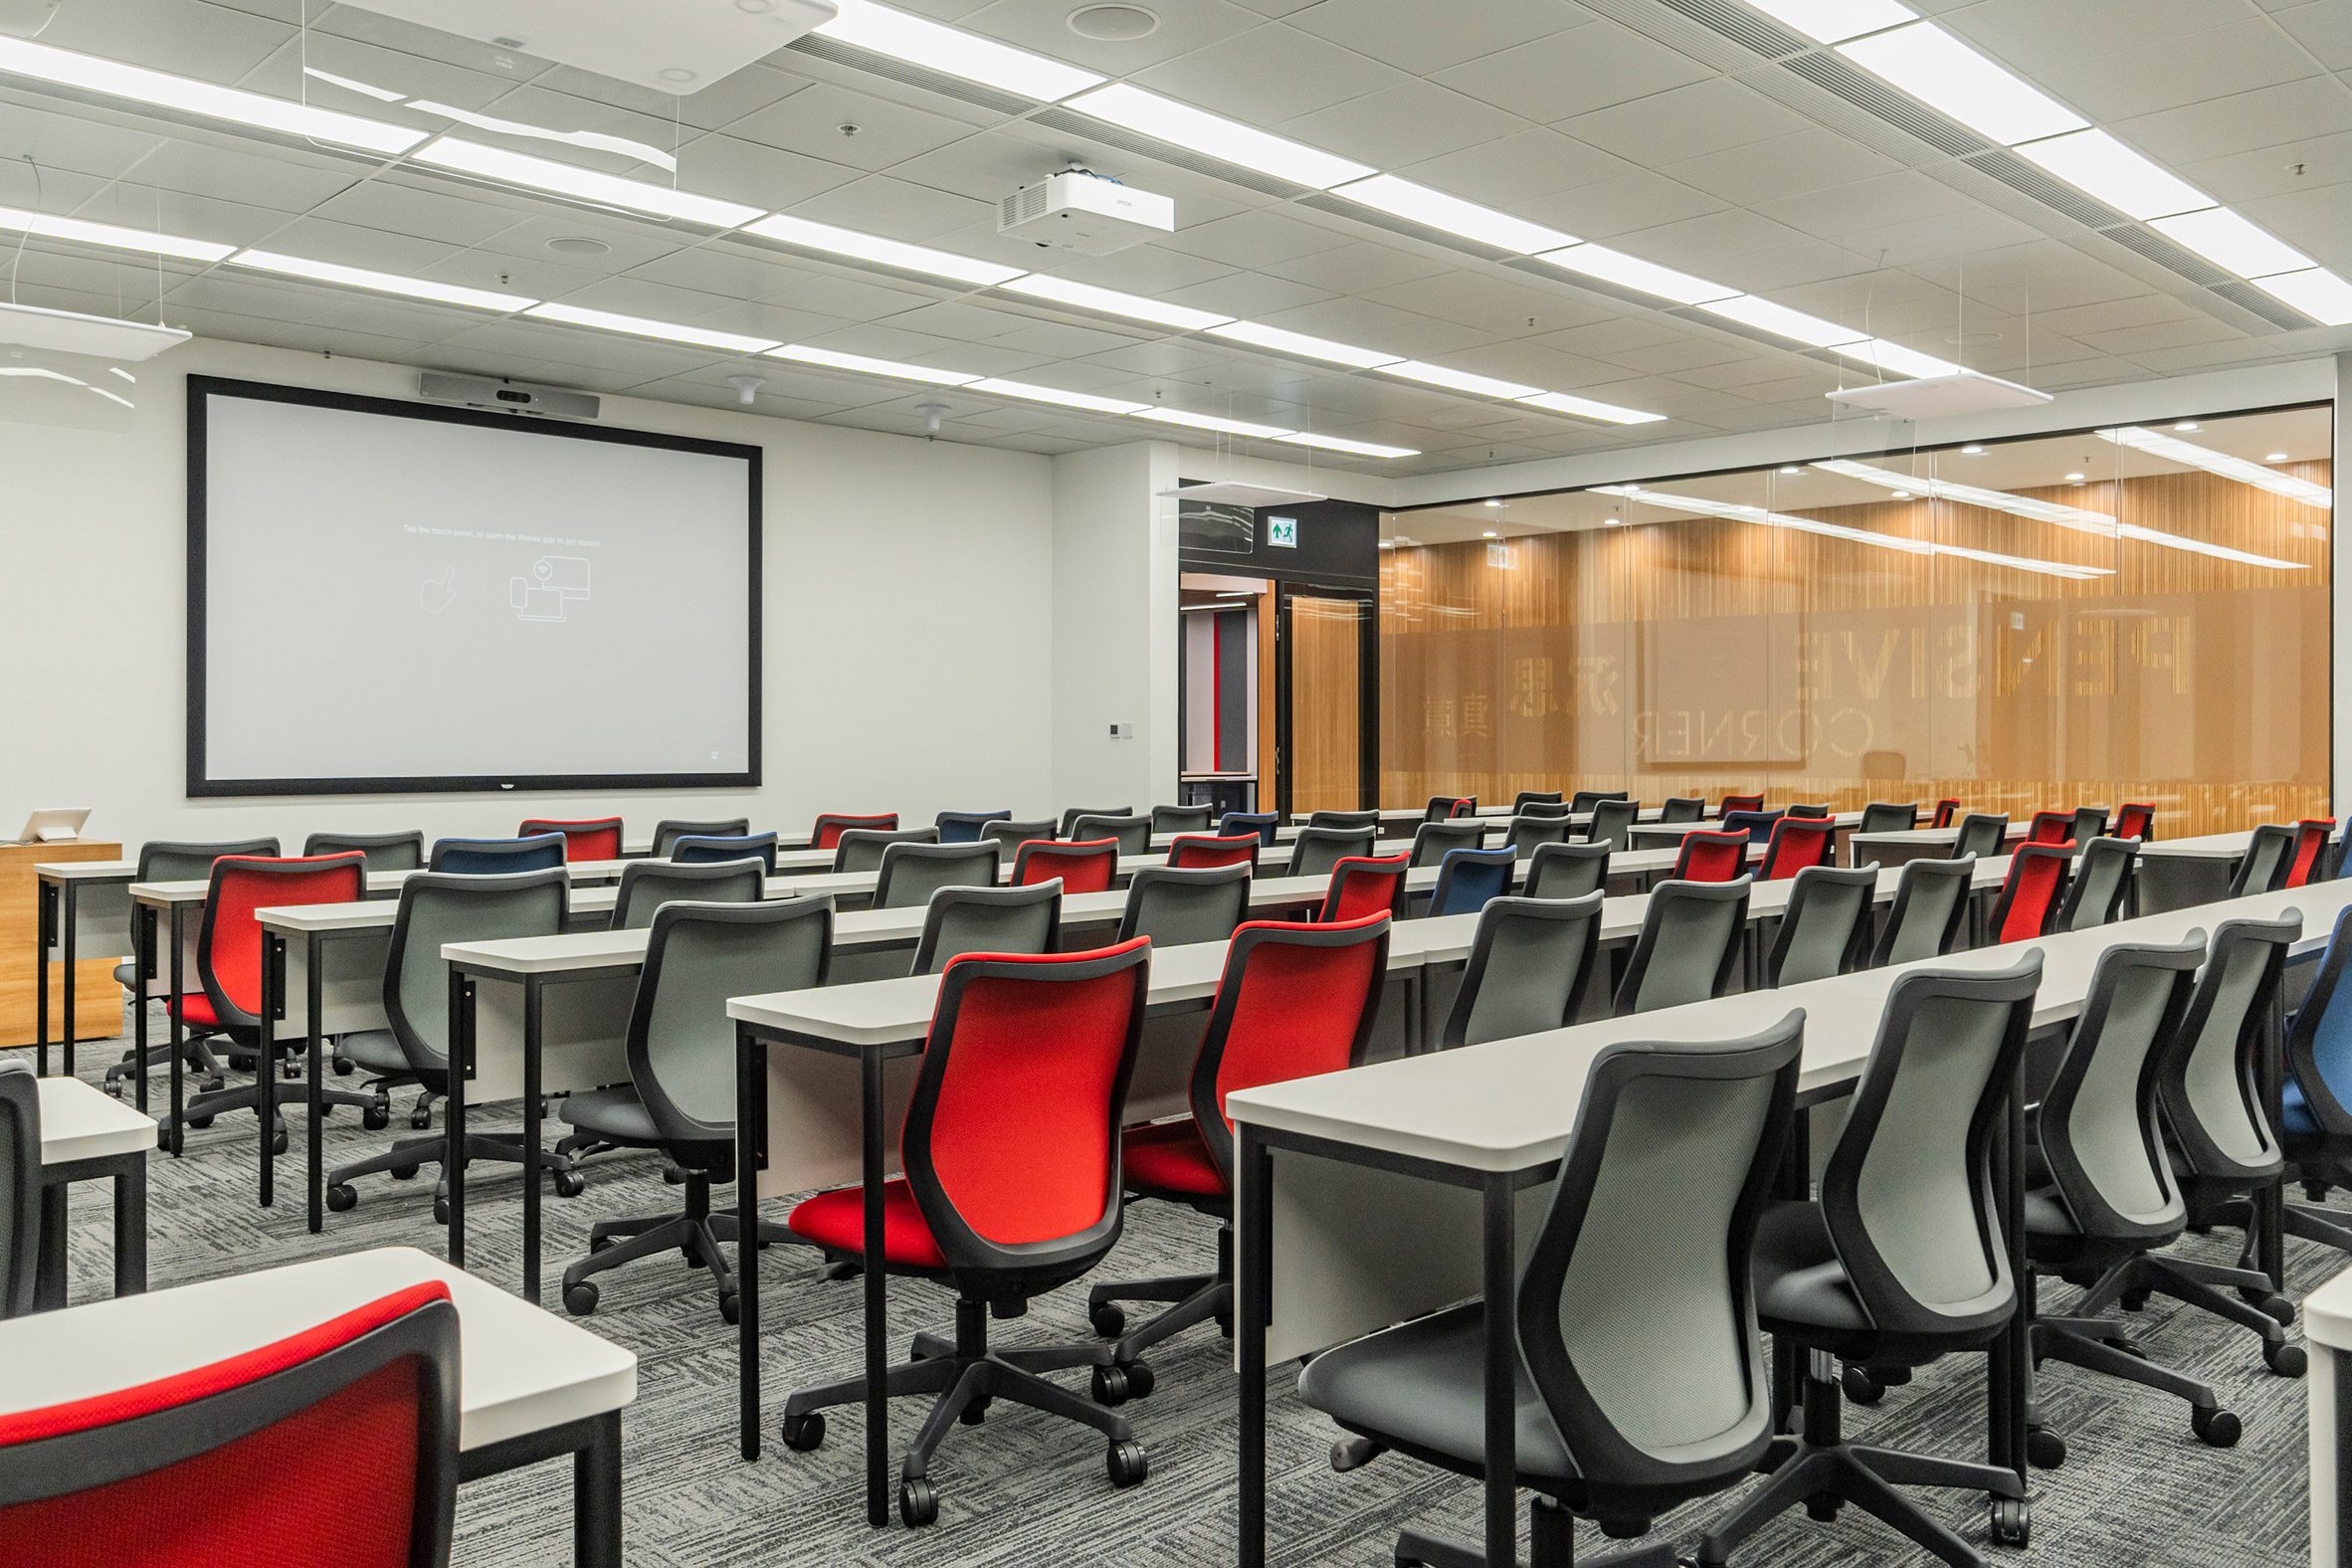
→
(2271, 1, 2352, 70)
(0, 97, 165, 181)
(1518, 169, 1725, 241)
(1286, 0, 1581, 74)
(2029, 20, 2320, 125)
(1161, 207, 1361, 268)
(2077, 316, 2247, 356)
(42, 0, 290, 84)
(726, 81, 986, 172)
(1276, 81, 1535, 170)
(1275, 240, 1455, 295)
(1564, 79, 1813, 168)
(958, 0, 1266, 74)
(1665, 128, 1905, 208)
(243, 213, 461, 274)
(1433, 21, 1709, 123)
(1395, 128, 1640, 211)
(1128, 24, 1410, 120)
(307, 179, 526, 247)
(668, 131, 865, 212)
(1160, 270, 1334, 318)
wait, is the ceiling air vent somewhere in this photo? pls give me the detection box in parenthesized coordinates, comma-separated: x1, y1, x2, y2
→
(1651, 0, 1811, 58)
(784, 35, 1036, 116)
(1781, 52, 1991, 159)
(1960, 148, 2126, 231)
(2097, 224, 2236, 290)
(2206, 280, 2318, 331)
(1029, 107, 1302, 197)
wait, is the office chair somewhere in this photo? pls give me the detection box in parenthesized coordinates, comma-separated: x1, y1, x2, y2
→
(2028, 810, 2076, 846)
(428, 835, 565, 875)
(302, 831, 424, 871)
(1870, 857, 1977, 966)
(1614, 879, 1750, 1016)
(1285, 825, 1374, 879)
(910, 882, 1061, 975)
(2230, 823, 2296, 897)
(0, 1279, 461, 1567)
(1857, 802, 1920, 836)
(560, 898, 832, 1323)
(1422, 795, 1473, 822)
(1523, 841, 1609, 900)
(612, 858, 762, 931)
(1671, 829, 1749, 883)
(1721, 808, 1784, 843)
(2070, 807, 2110, 845)
(1428, 847, 1515, 918)
(1586, 797, 1641, 851)
(832, 827, 939, 875)
(980, 818, 1058, 850)
(1060, 806, 1131, 837)
(517, 817, 623, 862)
(1718, 793, 1764, 816)
(1764, 865, 1876, 987)
(0, 1062, 35, 1318)
(1088, 916, 1390, 1392)
(325, 869, 584, 1220)
(1118, 864, 1251, 947)
(670, 833, 778, 875)
(1988, 845, 2071, 944)
(650, 818, 749, 857)
(161, 854, 381, 1155)
(2263, 902, 2352, 1268)
(1148, 804, 1213, 835)
(1304, 1018, 1803, 1568)
(1696, 958, 2039, 1566)
(1014, 839, 1117, 894)
(104, 837, 280, 1099)
(1568, 789, 1628, 813)
(1218, 812, 1278, 846)
(1515, 800, 1576, 821)
(1306, 809, 1381, 832)
(1929, 798, 1963, 830)
(1437, 892, 1602, 1050)
(1408, 820, 1485, 869)
(935, 810, 1012, 845)
(1785, 802, 1832, 820)
(2110, 803, 2156, 842)
(1321, 855, 1409, 922)
(1511, 791, 1563, 812)
(1071, 814, 1152, 857)
(1166, 834, 1262, 870)
(2284, 820, 2335, 888)
(778, 940, 1156, 1526)
(1508, 815, 1575, 858)
(874, 843, 999, 911)
(1758, 817, 1836, 881)
(812, 813, 896, 851)
(1658, 796, 1706, 824)
(2058, 836, 2138, 929)
(1952, 812, 2010, 861)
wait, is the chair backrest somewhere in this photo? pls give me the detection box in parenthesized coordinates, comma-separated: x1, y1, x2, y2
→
(2037, 938, 2203, 1247)
(650, 818, 750, 857)
(137, 838, 282, 886)
(2229, 823, 2296, 897)
(1320, 855, 1409, 922)
(1423, 795, 1471, 822)
(1658, 798, 1704, 824)
(0, 1280, 461, 1568)
(2284, 901, 2352, 1138)
(1118, 864, 1252, 947)
(1720, 808, 1783, 843)
(1285, 826, 1375, 879)
(300, 832, 424, 873)
(1614, 879, 1750, 1016)
(1429, 846, 1517, 918)
(1408, 820, 1485, 868)
(1784, 803, 1831, 821)
(381, 871, 567, 1075)
(517, 817, 622, 862)
(672, 833, 778, 875)
(874, 842, 1000, 911)
(2110, 803, 2155, 842)
(1671, 830, 1749, 883)
(195, 855, 368, 1030)
(1764, 866, 1875, 987)
(1070, 814, 1152, 857)
(1059, 806, 1131, 838)
(980, 818, 1058, 849)
(1869, 857, 1976, 966)
(902, 940, 1152, 1277)
(0, 1063, 37, 1319)
(427, 835, 564, 876)
(2028, 810, 2075, 846)
(1013, 839, 1117, 894)
(1988, 844, 2071, 943)
(1442, 893, 1603, 1050)
(2284, 820, 2335, 888)
(1718, 793, 1764, 816)
(1818, 956, 2039, 1348)
(1928, 798, 1962, 830)
(1305, 810, 1381, 831)
(935, 810, 1012, 845)
(1569, 790, 1630, 813)
(1514, 1017, 1801, 1501)
(1516, 800, 1577, 821)
(1148, 804, 1213, 835)
(1217, 812, 1279, 846)
(1758, 818, 1835, 881)
(911, 882, 1061, 976)
(1512, 791, 1564, 812)
(2058, 836, 2138, 930)
(1952, 813, 2010, 860)
(1167, 834, 1262, 871)
(812, 813, 896, 851)
(612, 859, 762, 931)
(632, 898, 832, 1143)
(1508, 816, 1576, 858)
(1857, 802, 1919, 836)
(832, 827, 940, 875)
(2070, 807, 2109, 845)
(1588, 797, 1641, 850)
(2159, 914, 2298, 1182)
(1525, 841, 1611, 901)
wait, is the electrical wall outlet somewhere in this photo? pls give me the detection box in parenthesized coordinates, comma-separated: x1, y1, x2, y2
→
(1108, 721, 1135, 739)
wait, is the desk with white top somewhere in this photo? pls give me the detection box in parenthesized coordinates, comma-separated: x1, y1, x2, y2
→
(33, 1074, 154, 1306)
(1625, 811, 1867, 857)
(2136, 829, 2261, 913)
(1850, 821, 2033, 867)
(2305, 1263, 2352, 1566)
(26, 850, 131, 1078)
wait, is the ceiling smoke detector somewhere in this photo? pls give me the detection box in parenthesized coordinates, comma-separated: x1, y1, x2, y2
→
(1069, 4, 1159, 40)
(545, 236, 612, 257)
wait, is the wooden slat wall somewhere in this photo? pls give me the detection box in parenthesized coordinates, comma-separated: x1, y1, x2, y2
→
(1380, 462, 2333, 838)
(1290, 595, 1366, 813)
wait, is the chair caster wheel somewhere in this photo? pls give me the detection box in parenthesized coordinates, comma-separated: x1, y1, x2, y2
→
(104, 1080, 123, 1099)
(362, 1103, 389, 1131)
(433, 1194, 451, 1226)
(1805, 1497, 1842, 1522)
(564, 1281, 599, 1316)
(325, 1182, 357, 1214)
(718, 1291, 740, 1326)
(202, 1078, 224, 1093)
(1990, 1496, 2030, 1547)
(2267, 1340, 2307, 1377)
(1092, 1364, 1133, 1406)
(2250, 1290, 2296, 1327)
(2119, 1286, 2150, 1312)
(957, 1397, 990, 1426)
(390, 1163, 420, 1181)
(273, 1126, 289, 1156)
(2025, 1427, 2066, 1470)
(1840, 1365, 1884, 1406)
(781, 1412, 825, 1452)
(333, 1057, 354, 1076)
(681, 1238, 705, 1267)
(551, 1170, 585, 1198)
(158, 1125, 182, 1156)
(899, 1476, 939, 1527)
(1089, 1302, 1125, 1338)
(188, 1114, 214, 1130)
(410, 1106, 434, 1130)
(1105, 1439, 1148, 1489)
(591, 1234, 614, 1254)
(2193, 1406, 2241, 1448)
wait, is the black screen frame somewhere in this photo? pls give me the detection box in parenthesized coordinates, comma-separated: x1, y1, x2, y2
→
(186, 373, 763, 798)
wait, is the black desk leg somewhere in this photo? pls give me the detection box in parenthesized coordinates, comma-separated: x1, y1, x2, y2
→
(114, 1163, 146, 1294)
(1236, 1125, 1271, 1568)
(1771, 1109, 1812, 1428)
(2257, 988, 2287, 1290)
(862, 1049, 888, 1528)
(1986, 1074, 2030, 1538)
(61, 882, 77, 1078)
(35, 1185, 67, 1310)
(166, 905, 186, 1154)
(307, 937, 326, 1234)
(449, 970, 471, 1270)
(132, 905, 151, 1114)
(260, 932, 281, 1208)
(33, 881, 51, 1077)
(574, 1409, 623, 1568)
(523, 977, 544, 1304)
(1480, 1174, 1517, 1567)
(736, 1026, 764, 1463)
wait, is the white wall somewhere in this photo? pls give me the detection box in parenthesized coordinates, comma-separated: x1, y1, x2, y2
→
(0, 335, 1064, 850)
(1049, 440, 1181, 813)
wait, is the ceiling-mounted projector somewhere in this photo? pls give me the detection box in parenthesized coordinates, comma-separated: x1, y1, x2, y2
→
(999, 169, 1174, 256)
(341, 0, 837, 94)
(0, 300, 188, 360)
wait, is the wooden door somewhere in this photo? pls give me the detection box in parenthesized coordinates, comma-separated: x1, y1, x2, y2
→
(1285, 594, 1369, 814)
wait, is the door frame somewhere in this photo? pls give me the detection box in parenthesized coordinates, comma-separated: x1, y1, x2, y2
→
(1274, 582, 1378, 817)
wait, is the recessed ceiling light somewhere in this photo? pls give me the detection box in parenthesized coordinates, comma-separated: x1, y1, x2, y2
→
(2267, 453, 2290, 463)
(0, 36, 426, 155)
(999, 273, 1231, 331)
(228, 251, 536, 312)
(526, 301, 780, 354)
(746, 212, 1025, 287)
(416, 137, 762, 229)
(2065, 472, 2086, 483)
(1069, 4, 1159, 41)
(657, 67, 698, 83)
(1891, 490, 1913, 498)
(1518, 390, 1665, 425)
(1697, 294, 1867, 348)
(1532, 242, 1736, 304)
(2253, 267, 2352, 325)
(1740, 0, 1916, 44)
(1205, 319, 1401, 369)
(2012, 128, 2213, 221)
(1064, 84, 1373, 189)
(1133, 407, 1290, 439)
(1837, 23, 2086, 145)
(818, 0, 1104, 101)
(966, 376, 1143, 413)
(545, 236, 612, 257)
(768, 343, 981, 385)
(1483, 498, 1501, 507)
(1961, 444, 1986, 455)
(1381, 361, 1542, 400)
(1605, 514, 1622, 525)
(2099, 427, 2331, 508)
(1780, 465, 1801, 475)
(0, 203, 232, 263)
(1481, 529, 1498, 538)
(1327, 174, 1575, 254)
(2172, 422, 2198, 432)
(1275, 432, 1419, 459)
(2148, 207, 2313, 279)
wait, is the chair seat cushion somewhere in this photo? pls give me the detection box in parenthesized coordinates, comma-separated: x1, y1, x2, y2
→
(560, 1086, 662, 1147)
(1753, 1202, 1871, 1340)
(2283, 1074, 2320, 1136)
(112, 961, 136, 990)
(1295, 1301, 1576, 1483)
(2021, 1184, 2079, 1240)
(340, 1030, 417, 1078)
(1123, 1119, 1228, 1201)
(166, 993, 220, 1029)
(788, 1179, 947, 1271)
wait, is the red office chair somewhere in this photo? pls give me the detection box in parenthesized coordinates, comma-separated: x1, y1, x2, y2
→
(2285, 820, 2336, 888)
(2028, 811, 2076, 846)
(1759, 818, 1837, 881)
(778, 940, 1154, 1526)
(515, 817, 622, 862)
(1719, 793, 1765, 816)
(2111, 802, 2156, 841)
(1014, 839, 1118, 893)
(1087, 914, 1391, 1393)
(1320, 855, 1408, 921)
(1166, 834, 1262, 871)
(0, 1279, 459, 1566)
(163, 855, 382, 1154)
(1673, 830, 1750, 883)
(1989, 845, 2073, 943)
(812, 813, 896, 851)
(1929, 798, 1963, 830)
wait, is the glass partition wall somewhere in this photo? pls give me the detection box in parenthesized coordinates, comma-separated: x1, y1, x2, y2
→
(1380, 405, 2334, 837)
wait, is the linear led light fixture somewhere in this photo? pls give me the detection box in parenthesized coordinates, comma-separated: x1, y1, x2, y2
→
(2147, 207, 2314, 281)
(2011, 128, 2214, 221)
(1063, 84, 1374, 190)
(0, 203, 233, 264)
(1831, 339, 1963, 379)
(1532, 243, 1737, 305)
(1133, 407, 1292, 439)
(1518, 390, 1666, 426)
(0, 36, 426, 154)
(744, 213, 1025, 287)
(1381, 361, 1543, 400)
(1594, 484, 2108, 580)
(2254, 268, 2352, 326)
(768, 343, 980, 385)
(2096, 428, 2333, 509)
(1836, 24, 2085, 146)
(1206, 320, 1402, 369)
(1698, 294, 1867, 348)
(967, 377, 1143, 413)
(817, 0, 1104, 102)
(228, 251, 536, 312)
(1276, 431, 1420, 459)
(1328, 174, 1576, 254)
(1739, 0, 1916, 43)
(414, 137, 762, 229)
(999, 273, 1232, 331)
(526, 302, 779, 355)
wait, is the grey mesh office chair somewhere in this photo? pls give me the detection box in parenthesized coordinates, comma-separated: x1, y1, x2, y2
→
(1408, 820, 1485, 869)
(2058, 836, 2138, 930)
(1061, 806, 1130, 837)
(650, 818, 749, 857)
(2070, 807, 2110, 844)
(1515, 800, 1576, 822)
(429, 835, 566, 874)
(1764, 865, 1876, 987)
(1119, 864, 1252, 946)
(673, 833, 779, 874)
(324, 869, 585, 1220)
(1857, 802, 1920, 835)
(1219, 812, 1279, 846)
(1286, 826, 1374, 879)
(1071, 814, 1152, 857)
(1149, 804, 1213, 835)
(302, 831, 424, 871)
(1524, 841, 1610, 901)
(909, 881, 1062, 975)
(1587, 797, 1640, 850)
(105, 837, 281, 1097)
(1952, 813, 2010, 861)
(1869, 857, 1977, 966)
(1785, 803, 1832, 820)
(612, 859, 762, 931)
(1613, 878, 1750, 1016)
(832, 827, 939, 874)
(0, 1060, 37, 1319)
(1303, 1018, 1804, 1568)
(1511, 791, 1563, 812)
(1306, 810, 1381, 832)
(874, 842, 999, 911)
(981, 818, 1059, 850)
(560, 898, 833, 1323)
(1439, 892, 1603, 1050)
(1568, 789, 1628, 813)
(1659, 797, 1706, 824)
(1696, 957, 2040, 1566)
(1508, 816, 1575, 858)
(936, 810, 1012, 845)
(2228, 823, 2295, 896)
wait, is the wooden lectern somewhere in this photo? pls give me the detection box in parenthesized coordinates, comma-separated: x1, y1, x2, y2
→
(2, 841, 125, 1048)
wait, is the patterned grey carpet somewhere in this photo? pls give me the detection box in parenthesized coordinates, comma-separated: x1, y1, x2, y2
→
(20, 1014, 2330, 1567)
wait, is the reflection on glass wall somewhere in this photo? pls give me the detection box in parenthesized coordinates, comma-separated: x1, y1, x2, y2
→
(1380, 405, 2333, 837)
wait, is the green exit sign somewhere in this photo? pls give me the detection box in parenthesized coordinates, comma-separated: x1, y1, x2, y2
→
(1267, 514, 1298, 548)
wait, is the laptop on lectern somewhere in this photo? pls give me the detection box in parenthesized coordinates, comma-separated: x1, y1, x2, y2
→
(11, 808, 91, 844)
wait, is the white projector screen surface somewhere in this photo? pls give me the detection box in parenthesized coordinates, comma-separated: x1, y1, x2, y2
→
(189, 378, 759, 794)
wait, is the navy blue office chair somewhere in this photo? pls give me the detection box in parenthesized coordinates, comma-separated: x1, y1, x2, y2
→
(935, 810, 1012, 845)
(650, 818, 749, 858)
(428, 835, 565, 875)
(1219, 812, 1278, 847)
(1721, 809, 1784, 843)
(674, 833, 779, 875)
(1428, 846, 1516, 918)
